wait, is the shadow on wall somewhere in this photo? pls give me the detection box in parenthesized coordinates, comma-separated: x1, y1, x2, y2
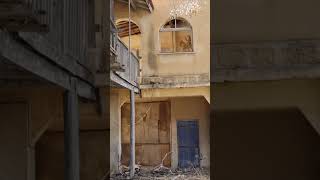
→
(212, 108, 320, 180)
(35, 131, 109, 180)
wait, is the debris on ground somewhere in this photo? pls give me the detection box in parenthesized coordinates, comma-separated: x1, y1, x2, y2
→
(110, 152, 209, 179)
(110, 167, 210, 180)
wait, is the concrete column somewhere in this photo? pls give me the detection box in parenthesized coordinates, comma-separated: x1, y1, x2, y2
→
(64, 78, 80, 180)
(129, 89, 135, 178)
(110, 91, 122, 174)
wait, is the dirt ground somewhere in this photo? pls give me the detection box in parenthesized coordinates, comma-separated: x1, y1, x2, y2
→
(110, 167, 210, 180)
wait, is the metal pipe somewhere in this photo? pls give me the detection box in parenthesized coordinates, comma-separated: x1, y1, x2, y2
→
(129, 89, 136, 178)
(129, 0, 132, 81)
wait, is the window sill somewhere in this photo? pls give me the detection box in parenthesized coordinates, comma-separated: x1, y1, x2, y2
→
(157, 52, 196, 55)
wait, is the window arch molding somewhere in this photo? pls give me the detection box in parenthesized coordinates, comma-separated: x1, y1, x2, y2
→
(159, 17, 194, 53)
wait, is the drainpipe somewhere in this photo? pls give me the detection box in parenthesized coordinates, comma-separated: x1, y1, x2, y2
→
(129, 0, 136, 178)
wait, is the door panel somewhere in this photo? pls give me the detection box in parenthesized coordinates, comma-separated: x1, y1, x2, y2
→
(0, 102, 28, 180)
(177, 120, 200, 168)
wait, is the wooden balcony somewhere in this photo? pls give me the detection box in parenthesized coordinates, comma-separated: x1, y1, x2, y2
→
(95, 21, 140, 92)
(110, 37, 140, 92)
(0, 0, 50, 32)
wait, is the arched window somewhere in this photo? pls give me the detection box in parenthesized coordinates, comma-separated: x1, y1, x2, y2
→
(159, 18, 193, 53)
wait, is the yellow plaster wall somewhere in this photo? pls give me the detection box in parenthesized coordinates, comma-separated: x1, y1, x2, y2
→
(110, 88, 131, 174)
(114, 0, 210, 77)
(120, 34, 141, 53)
(170, 96, 210, 168)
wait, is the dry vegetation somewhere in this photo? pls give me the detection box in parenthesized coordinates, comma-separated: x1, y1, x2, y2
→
(110, 167, 210, 180)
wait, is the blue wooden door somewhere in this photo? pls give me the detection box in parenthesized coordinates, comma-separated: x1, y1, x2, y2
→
(177, 120, 200, 168)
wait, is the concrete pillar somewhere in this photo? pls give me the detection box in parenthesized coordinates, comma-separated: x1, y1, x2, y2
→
(110, 91, 122, 174)
(64, 78, 80, 180)
(129, 89, 135, 178)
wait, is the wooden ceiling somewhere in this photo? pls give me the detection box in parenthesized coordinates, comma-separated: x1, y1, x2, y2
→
(116, 20, 141, 38)
(116, 0, 154, 12)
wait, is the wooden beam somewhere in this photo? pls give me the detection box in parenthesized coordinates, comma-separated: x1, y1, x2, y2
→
(117, 25, 139, 31)
(145, 0, 154, 12)
(117, 0, 136, 10)
(0, 31, 96, 100)
(118, 29, 141, 36)
(31, 120, 49, 147)
(18, 32, 95, 84)
(96, 71, 139, 93)
(0, 32, 71, 90)
(130, 0, 136, 10)
(0, 23, 48, 32)
(116, 0, 153, 12)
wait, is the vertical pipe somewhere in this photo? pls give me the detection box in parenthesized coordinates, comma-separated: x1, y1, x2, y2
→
(128, 0, 132, 81)
(64, 78, 80, 180)
(129, 1, 135, 178)
(129, 89, 135, 178)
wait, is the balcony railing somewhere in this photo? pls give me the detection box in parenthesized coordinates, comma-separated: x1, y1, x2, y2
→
(108, 17, 139, 90)
(114, 38, 139, 86)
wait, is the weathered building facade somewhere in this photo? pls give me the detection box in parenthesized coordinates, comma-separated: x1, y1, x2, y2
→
(212, 0, 320, 179)
(110, 0, 210, 174)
